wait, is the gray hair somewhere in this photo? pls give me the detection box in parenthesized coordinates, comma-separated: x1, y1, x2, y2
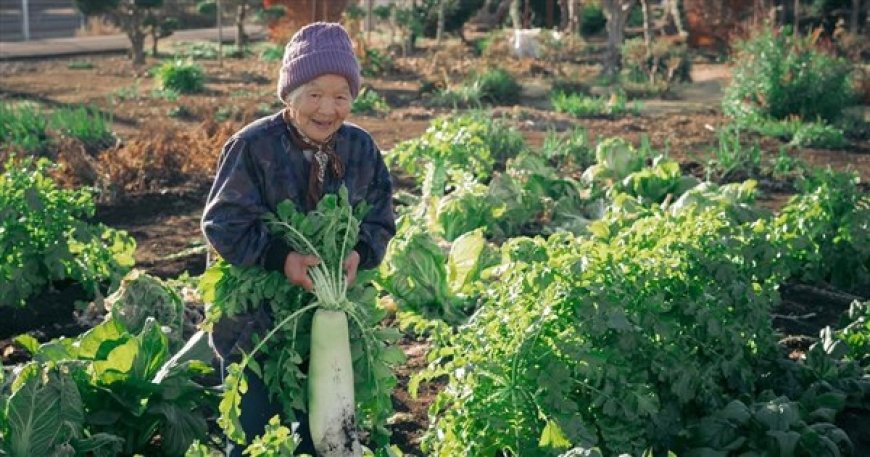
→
(281, 83, 309, 107)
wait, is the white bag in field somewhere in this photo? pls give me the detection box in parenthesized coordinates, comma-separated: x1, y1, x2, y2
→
(512, 28, 563, 58)
(512, 28, 542, 58)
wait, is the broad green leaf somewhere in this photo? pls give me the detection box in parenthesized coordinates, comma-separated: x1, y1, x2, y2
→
(539, 419, 572, 449)
(76, 319, 127, 360)
(13, 334, 39, 355)
(447, 228, 487, 294)
(7, 367, 83, 456)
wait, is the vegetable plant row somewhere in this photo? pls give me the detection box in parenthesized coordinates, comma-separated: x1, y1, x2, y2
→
(0, 112, 867, 456)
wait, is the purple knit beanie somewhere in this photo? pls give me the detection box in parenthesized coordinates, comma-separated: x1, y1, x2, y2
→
(277, 22, 361, 103)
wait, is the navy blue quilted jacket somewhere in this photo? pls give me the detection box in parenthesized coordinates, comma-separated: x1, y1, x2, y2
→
(202, 110, 396, 273)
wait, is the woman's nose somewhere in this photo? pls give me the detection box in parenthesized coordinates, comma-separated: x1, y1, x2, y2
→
(317, 98, 336, 114)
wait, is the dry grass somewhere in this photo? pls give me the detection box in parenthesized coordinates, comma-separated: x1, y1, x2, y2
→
(50, 119, 236, 202)
(100, 119, 233, 195)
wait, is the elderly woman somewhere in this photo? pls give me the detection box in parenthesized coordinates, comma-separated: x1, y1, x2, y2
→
(201, 22, 395, 455)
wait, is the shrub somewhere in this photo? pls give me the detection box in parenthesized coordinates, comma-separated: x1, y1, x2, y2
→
(50, 105, 114, 149)
(258, 42, 284, 61)
(540, 126, 595, 170)
(620, 37, 691, 87)
(427, 84, 483, 108)
(738, 114, 848, 149)
(473, 68, 521, 105)
(0, 157, 135, 307)
(723, 26, 854, 124)
(388, 112, 526, 182)
(581, 3, 606, 36)
(360, 48, 394, 77)
(153, 59, 205, 93)
(0, 102, 48, 153)
(352, 87, 390, 115)
(551, 90, 639, 117)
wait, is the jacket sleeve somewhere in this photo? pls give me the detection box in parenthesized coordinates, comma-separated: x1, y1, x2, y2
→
(201, 137, 291, 270)
(355, 147, 396, 270)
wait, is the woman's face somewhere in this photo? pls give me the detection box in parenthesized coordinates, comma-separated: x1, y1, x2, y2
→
(287, 74, 352, 143)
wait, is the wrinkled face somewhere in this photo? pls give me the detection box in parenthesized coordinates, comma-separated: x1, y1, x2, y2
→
(286, 74, 352, 143)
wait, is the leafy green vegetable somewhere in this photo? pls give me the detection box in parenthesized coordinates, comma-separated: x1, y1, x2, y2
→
(104, 269, 186, 349)
(0, 157, 135, 307)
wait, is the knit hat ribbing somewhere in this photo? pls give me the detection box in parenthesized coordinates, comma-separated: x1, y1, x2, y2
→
(277, 22, 361, 103)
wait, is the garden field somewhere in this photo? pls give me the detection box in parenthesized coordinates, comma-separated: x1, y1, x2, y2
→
(1, 8, 869, 456)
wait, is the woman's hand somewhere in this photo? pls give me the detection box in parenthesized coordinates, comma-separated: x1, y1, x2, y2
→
(343, 250, 360, 286)
(283, 252, 320, 291)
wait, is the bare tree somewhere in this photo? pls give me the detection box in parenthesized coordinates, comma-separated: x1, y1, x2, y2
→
(602, 0, 636, 78)
(559, 0, 581, 33)
(793, 0, 799, 38)
(851, 0, 861, 33)
(660, 0, 685, 36)
(437, 0, 445, 43)
(510, 0, 522, 28)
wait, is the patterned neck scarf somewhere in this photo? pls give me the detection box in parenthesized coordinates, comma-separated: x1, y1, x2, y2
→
(283, 110, 345, 209)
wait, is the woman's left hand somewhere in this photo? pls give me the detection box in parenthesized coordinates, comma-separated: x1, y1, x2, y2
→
(343, 250, 360, 285)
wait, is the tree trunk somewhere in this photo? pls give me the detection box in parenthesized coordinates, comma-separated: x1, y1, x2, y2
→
(436, 0, 445, 43)
(793, 0, 799, 38)
(559, 0, 581, 33)
(236, 3, 248, 48)
(850, 0, 859, 33)
(510, 0, 521, 28)
(668, 0, 685, 36)
(641, 0, 651, 50)
(151, 30, 158, 57)
(130, 30, 146, 66)
(641, 0, 652, 82)
(602, 0, 634, 79)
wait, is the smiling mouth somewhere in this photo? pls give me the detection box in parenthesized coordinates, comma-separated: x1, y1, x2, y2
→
(312, 119, 332, 128)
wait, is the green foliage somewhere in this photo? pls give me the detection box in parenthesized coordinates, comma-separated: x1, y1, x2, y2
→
(428, 68, 520, 107)
(551, 91, 639, 117)
(104, 269, 186, 349)
(414, 0, 484, 38)
(767, 148, 809, 181)
(387, 112, 526, 185)
(681, 395, 853, 456)
(67, 59, 95, 69)
(258, 42, 284, 62)
(4, 317, 215, 456)
(426, 84, 483, 108)
(0, 157, 135, 307)
(835, 300, 869, 365)
(242, 415, 300, 456)
(0, 102, 49, 153)
(378, 219, 495, 323)
(703, 125, 763, 181)
(50, 105, 114, 148)
(540, 127, 595, 170)
(153, 59, 205, 93)
(723, 26, 854, 124)
(352, 87, 390, 115)
(581, 3, 606, 36)
(474, 68, 521, 105)
(747, 115, 849, 149)
(416, 207, 786, 455)
(74, 0, 121, 16)
(361, 48, 394, 77)
(771, 169, 870, 293)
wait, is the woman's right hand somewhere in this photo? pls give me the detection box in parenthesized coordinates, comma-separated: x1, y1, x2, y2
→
(283, 252, 320, 291)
